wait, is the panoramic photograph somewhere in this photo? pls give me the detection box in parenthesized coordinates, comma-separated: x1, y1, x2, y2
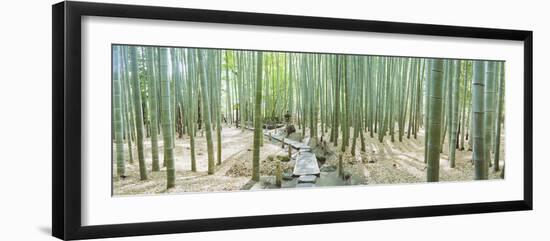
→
(111, 45, 505, 196)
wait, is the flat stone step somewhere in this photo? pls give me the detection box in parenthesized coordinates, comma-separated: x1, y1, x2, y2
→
(265, 131, 308, 150)
(298, 175, 317, 183)
(298, 147, 312, 152)
(248, 127, 321, 184)
(282, 172, 294, 181)
(293, 152, 321, 176)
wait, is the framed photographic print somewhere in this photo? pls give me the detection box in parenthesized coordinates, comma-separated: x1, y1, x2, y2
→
(52, 1, 533, 240)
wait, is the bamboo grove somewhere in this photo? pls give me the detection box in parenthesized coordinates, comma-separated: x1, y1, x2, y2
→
(112, 45, 505, 189)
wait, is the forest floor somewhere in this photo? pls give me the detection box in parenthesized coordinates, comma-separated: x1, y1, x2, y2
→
(113, 126, 504, 196)
(113, 127, 288, 195)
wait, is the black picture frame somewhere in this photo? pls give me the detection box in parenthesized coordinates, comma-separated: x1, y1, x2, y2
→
(52, 1, 533, 240)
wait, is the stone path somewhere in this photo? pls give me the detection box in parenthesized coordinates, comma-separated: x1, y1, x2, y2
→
(265, 129, 320, 185)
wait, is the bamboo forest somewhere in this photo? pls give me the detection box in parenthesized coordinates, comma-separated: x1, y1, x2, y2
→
(111, 45, 505, 195)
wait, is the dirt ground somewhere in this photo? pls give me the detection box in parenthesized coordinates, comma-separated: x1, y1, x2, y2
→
(322, 128, 504, 186)
(113, 126, 504, 196)
(113, 127, 287, 195)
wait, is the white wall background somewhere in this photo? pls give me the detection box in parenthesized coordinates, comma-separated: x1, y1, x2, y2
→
(0, 0, 547, 240)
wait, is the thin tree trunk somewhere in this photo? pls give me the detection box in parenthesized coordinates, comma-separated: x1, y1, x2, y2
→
(424, 59, 432, 164)
(427, 59, 444, 182)
(493, 62, 505, 172)
(128, 46, 148, 180)
(113, 46, 125, 177)
(449, 60, 461, 167)
(159, 47, 175, 188)
(197, 50, 216, 175)
(484, 61, 497, 170)
(186, 49, 197, 171)
(145, 47, 160, 171)
(473, 60, 487, 180)
(252, 52, 264, 181)
(460, 62, 469, 150)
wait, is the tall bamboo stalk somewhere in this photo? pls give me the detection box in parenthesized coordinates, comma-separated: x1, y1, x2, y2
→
(493, 62, 505, 172)
(427, 59, 444, 182)
(113, 46, 125, 177)
(128, 46, 148, 180)
(197, 50, 216, 175)
(159, 47, 175, 188)
(252, 52, 263, 181)
(145, 47, 160, 171)
(473, 60, 487, 180)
